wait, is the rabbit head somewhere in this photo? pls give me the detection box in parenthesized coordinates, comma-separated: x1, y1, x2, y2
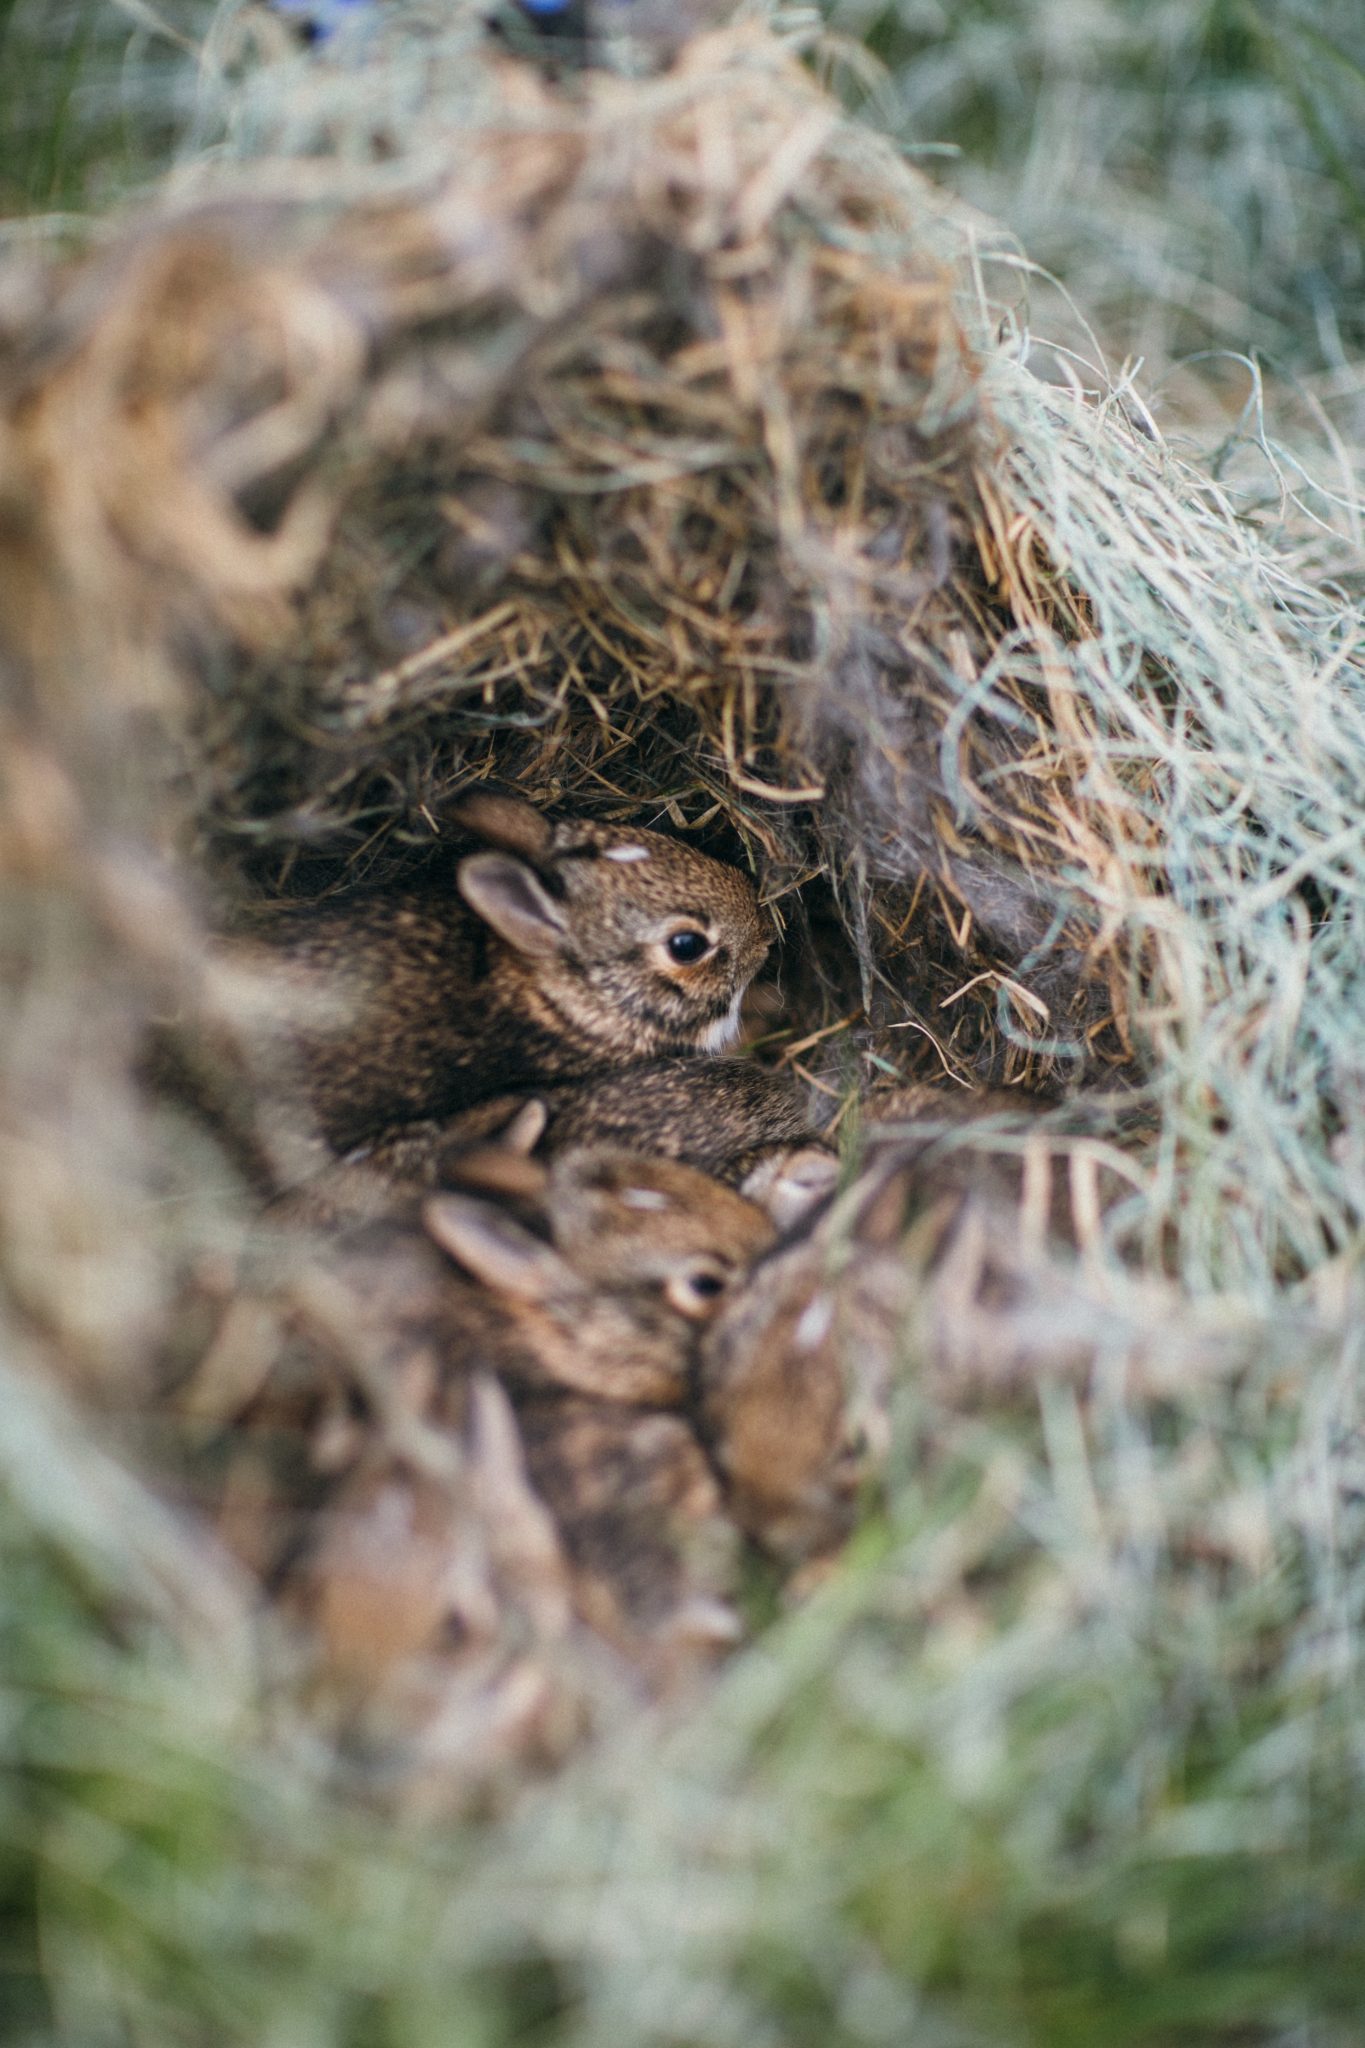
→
(425, 1142, 776, 1404)
(697, 1224, 892, 1563)
(455, 793, 771, 1060)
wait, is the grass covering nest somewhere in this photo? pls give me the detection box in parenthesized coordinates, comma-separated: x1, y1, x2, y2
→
(1, 9, 1364, 2043)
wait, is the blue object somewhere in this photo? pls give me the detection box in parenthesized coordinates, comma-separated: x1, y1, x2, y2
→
(272, 0, 373, 44)
(272, 0, 597, 51)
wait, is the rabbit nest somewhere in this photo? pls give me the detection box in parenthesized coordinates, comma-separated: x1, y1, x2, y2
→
(2, 13, 1363, 1793)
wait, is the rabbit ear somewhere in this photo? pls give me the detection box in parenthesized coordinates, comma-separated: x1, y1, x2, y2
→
(440, 1097, 550, 1199)
(424, 1194, 572, 1301)
(444, 1147, 547, 1202)
(451, 790, 551, 858)
(500, 1098, 548, 1154)
(457, 851, 568, 959)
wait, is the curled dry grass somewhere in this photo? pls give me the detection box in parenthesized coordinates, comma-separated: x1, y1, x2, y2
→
(1, 14, 1364, 2042)
(6, 19, 1362, 1250)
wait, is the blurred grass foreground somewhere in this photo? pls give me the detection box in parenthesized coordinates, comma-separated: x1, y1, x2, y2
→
(3, 4, 1365, 2045)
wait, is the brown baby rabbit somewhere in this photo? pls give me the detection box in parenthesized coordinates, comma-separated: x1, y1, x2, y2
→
(218, 1135, 774, 1698)
(698, 1084, 1146, 1565)
(532, 1059, 838, 1229)
(425, 1144, 776, 1405)
(309, 1146, 773, 1687)
(697, 1220, 889, 1564)
(252, 1113, 776, 1408)
(362, 1057, 838, 1229)
(513, 1394, 740, 1670)
(240, 793, 771, 1152)
(424, 1147, 771, 1667)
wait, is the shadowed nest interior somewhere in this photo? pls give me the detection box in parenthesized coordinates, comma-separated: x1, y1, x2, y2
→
(2, 23, 1144, 1105)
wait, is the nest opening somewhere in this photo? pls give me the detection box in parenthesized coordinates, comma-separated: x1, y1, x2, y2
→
(8, 24, 1356, 1415)
(133, 41, 1121, 1101)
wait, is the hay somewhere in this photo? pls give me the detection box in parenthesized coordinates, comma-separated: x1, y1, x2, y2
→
(8, 22, 1105, 1093)
(6, 26, 1361, 1253)
(3, 10, 1365, 2038)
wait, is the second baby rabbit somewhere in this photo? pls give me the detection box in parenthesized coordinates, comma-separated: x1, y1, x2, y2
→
(221, 1133, 776, 1710)
(240, 793, 772, 1153)
(354, 1056, 839, 1228)
(697, 1084, 1146, 1563)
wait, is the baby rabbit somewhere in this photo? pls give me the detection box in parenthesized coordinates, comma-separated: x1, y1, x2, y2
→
(513, 1394, 740, 1669)
(498, 1058, 824, 1181)
(241, 793, 771, 1153)
(425, 1144, 776, 1405)
(278, 1371, 591, 1801)
(424, 1148, 770, 1665)
(697, 1084, 1146, 1563)
(361, 1057, 838, 1228)
(219, 1136, 774, 1685)
(253, 1113, 775, 1407)
(697, 1221, 888, 1564)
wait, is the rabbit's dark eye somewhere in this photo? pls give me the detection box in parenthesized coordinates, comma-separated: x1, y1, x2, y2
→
(665, 1262, 729, 1317)
(667, 929, 710, 964)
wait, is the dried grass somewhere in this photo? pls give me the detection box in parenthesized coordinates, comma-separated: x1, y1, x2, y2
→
(7, 25, 1361, 1266)
(2, 14, 1365, 2040)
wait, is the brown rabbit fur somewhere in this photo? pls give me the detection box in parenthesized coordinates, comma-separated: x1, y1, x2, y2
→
(533, 1060, 820, 1171)
(527, 1060, 836, 1229)
(514, 1395, 740, 1665)
(698, 1083, 1145, 1564)
(238, 793, 772, 1153)
(281, 1373, 589, 1793)
(423, 1150, 775, 1406)
(343, 1058, 838, 1229)
(206, 1131, 776, 1701)
(697, 1226, 885, 1564)
(268, 1138, 778, 1412)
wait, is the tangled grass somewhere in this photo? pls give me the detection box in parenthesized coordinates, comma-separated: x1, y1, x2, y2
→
(1, 8, 1364, 2044)
(831, 0, 1365, 373)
